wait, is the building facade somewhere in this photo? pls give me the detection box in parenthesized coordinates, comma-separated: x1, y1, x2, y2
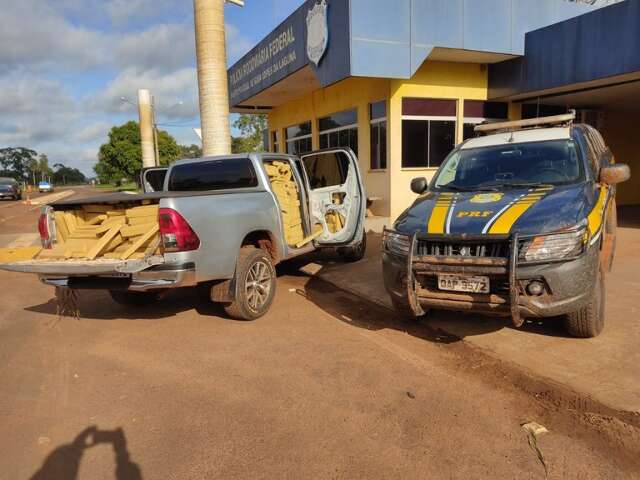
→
(228, 0, 637, 226)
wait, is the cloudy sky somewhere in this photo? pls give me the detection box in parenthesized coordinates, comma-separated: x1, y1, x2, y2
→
(0, 0, 303, 176)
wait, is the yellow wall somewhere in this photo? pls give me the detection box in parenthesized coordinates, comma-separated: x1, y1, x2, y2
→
(601, 111, 638, 206)
(268, 76, 391, 216)
(268, 60, 495, 221)
(388, 61, 488, 219)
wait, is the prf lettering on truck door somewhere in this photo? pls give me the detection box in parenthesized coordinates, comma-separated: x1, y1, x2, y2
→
(456, 211, 494, 218)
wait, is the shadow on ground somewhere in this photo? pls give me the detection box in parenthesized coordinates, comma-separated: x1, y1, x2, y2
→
(24, 287, 227, 321)
(301, 275, 571, 346)
(31, 426, 141, 480)
(292, 235, 573, 342)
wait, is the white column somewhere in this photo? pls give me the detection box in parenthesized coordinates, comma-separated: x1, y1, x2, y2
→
(194, 0, 232, 156)
(137, 89, 156, 168)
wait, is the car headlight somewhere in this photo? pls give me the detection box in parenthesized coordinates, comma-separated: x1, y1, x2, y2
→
(383, 231, 411, 256)
(519, 227, 587, 262)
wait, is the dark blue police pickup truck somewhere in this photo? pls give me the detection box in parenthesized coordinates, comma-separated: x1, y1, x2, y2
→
(382, 112, 630, 338)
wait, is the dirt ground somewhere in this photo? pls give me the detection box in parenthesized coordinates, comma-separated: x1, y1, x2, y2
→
(1, 189, 639, 479)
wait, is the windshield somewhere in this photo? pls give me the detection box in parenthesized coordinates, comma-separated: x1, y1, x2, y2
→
(433, 140, 583, 191)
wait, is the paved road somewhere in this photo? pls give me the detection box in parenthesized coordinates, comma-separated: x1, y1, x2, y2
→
(0, 187, 638, 478)
(0, 186, 98, 247)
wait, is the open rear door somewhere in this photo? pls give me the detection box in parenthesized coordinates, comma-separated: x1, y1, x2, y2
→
(300, 148, 365, 246)
(141, 167, 168, 193)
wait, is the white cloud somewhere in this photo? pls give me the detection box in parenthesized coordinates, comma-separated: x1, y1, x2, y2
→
(225, 23, 254, 64)
(116, 24, 196, 73)
(0, 0, 259, 176)
(106, 0, 186, 28)
(0, 0, 109, 72)
(95, 67, 200, 120)
(0, 73, 79, 145)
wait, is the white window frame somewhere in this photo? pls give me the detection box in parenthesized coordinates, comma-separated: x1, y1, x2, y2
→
(319, 123, 358, 149)
(401, 114, 457, 169)
(370, 116, 387, 171)
(285, 122, 312, 155)
(271, 129, 281, 153)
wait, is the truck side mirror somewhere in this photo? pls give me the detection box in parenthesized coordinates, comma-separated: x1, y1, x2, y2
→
(410, 177, 428, 195)
(599, 164, 630, 185)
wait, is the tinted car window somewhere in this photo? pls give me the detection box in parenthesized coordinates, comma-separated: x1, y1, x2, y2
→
(144, 169, 167, 192)
(168, 158, 258, 192)
(302, 152, 350, 189)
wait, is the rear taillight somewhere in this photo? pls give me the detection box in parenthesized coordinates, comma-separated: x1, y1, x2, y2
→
(38, 213, 51, 249)
(158, 208, 200, 252)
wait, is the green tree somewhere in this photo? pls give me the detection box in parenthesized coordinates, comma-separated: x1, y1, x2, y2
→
(37, 154, 53, 182)
(231, 114, 267, 153)
(0, 147, 38, 181)
(179, 144, 203, 159)
(94, 121, 180, 183)
(52, 163, 86, 185)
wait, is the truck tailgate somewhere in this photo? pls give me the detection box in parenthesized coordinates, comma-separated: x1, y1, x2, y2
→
(0, 255, 165, 276)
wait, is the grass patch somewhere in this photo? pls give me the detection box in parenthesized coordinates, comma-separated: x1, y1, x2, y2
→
(96, 182, 140, 192)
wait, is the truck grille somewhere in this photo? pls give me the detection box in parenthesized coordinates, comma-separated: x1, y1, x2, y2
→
(416, 239, 509, 259)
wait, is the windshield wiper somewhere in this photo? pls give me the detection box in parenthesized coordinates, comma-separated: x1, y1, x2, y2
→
(497, 182, 555, 189)
(444, 185, 501, 192)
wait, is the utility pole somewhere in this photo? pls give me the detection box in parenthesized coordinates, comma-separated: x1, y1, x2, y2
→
(152, 95, 160, 167)
(193, 0, 244, 156)
(137, 89, 156, 168)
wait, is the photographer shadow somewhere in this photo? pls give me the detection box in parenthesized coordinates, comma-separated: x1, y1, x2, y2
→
(31, 426, 142, 480)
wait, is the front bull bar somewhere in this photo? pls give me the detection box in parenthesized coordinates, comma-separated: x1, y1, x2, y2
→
(404, 232, 523, 327)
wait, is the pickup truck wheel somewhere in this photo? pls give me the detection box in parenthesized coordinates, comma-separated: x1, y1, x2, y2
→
(109, 290, 162, 306)
(338, 231, 367, 263)
(564, 266, 605, 338)
(224, 247, 276, 321)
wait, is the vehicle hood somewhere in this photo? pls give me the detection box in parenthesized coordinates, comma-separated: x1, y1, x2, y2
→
(394, 184, 593, 237)
(0, 184, 14, 191)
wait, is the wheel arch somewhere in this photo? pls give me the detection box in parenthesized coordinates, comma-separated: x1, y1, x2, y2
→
(240, 230, 281, 264)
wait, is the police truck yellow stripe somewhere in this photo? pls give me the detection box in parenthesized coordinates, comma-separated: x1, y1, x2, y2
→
(487, 187, 553, 234)
(587, 187, 608, 239)
(427, 193, 454, 234)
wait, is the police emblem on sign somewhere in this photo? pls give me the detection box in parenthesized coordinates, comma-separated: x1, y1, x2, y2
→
(306, 0, 328, 67)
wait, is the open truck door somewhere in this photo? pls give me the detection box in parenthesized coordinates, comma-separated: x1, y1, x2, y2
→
(299, 148, 366, 248)
(141, 167, 168, 193)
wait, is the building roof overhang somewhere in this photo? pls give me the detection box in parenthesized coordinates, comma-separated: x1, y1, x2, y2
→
(227, 0, 613, 110)
(489, 0, 640, 102)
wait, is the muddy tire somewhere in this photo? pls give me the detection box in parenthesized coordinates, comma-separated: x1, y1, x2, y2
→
(564, 266, 605, 338)
(223, 246, 276, 321)
(109, 290, 163, 306)
(338, 231, 367, 263)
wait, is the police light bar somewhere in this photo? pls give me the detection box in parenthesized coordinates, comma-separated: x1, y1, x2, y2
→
(475, 110, 576, 134)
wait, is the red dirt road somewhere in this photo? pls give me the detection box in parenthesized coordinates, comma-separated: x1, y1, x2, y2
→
(0, 188, 638, 478)
(1, 275, 639, 478)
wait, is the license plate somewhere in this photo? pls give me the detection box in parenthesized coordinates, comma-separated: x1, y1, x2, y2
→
(437, 274, 490, 294)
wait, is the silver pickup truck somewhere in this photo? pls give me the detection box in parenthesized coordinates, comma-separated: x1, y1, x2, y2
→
(2, 149, 366, 320)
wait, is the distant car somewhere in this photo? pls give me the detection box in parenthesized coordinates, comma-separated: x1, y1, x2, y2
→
(0, 177, 22, 200)
(38, 181, 53, 193)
